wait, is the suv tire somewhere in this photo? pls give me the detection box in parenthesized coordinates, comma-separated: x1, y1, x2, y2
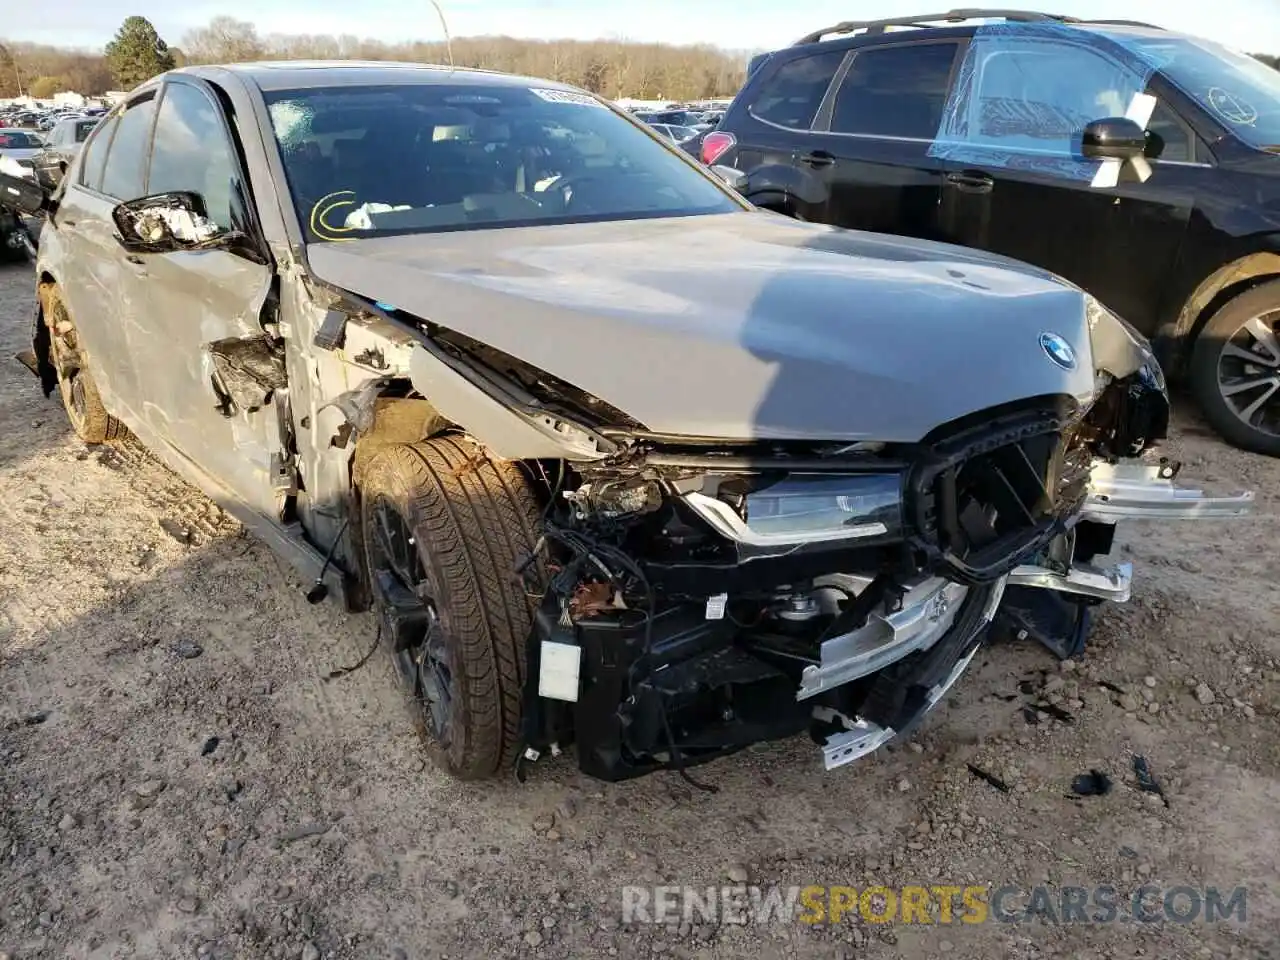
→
(45, 285, 125, 444)
(1190, 280, 1280, 457)
(359, 436, 543, 780)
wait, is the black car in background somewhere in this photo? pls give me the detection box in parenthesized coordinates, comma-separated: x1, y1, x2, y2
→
(706, 9, 1280, 456)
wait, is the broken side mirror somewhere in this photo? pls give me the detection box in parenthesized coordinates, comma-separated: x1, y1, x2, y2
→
(0, 167, 51, 218)
(1081, 117, 1147, 161)
(111, 191, 234, 254)
(710, 164, 748, 193)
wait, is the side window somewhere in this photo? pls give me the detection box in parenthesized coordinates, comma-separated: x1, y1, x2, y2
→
(79, 112, 121, 192)
(1145, 100, 1196, 162)
(831, 43, 959, 138)
(749, 50, 846, 130)
(952, 39, 1147, 156)
(100, 95, 157, 201)
(148, 83, 241, 231)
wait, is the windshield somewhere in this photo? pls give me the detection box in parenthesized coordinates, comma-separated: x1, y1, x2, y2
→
(1121, 35, 1280, 150)
(264, 83, 739, 241)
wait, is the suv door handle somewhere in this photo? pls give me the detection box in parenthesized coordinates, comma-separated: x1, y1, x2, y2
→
(945, 171, 995, 194)
(800, 150, 835, 168)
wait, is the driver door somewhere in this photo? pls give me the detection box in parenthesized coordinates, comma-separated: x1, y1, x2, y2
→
(128, 77, 284, 521)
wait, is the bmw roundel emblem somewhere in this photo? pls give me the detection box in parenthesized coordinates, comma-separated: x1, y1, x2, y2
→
(1039, 332, 1077, 371)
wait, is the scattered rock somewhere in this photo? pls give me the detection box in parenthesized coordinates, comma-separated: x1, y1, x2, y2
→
(524, 930, 544, 947)
(301, 943, 320, 960)
(1118, 693, 1141, 712)
(1195, 683, 1216, 705)
(896, 778, 911, 792)
(22, 711, 48, 726)
(135, 779, 167, 799)
(201, 736, 220, 756)
(1143, 675, 1158, 688)
(177, 896, 200, 914)
(725, 863, 749, 884)
(280, 822, 331, 843)
(58, 813, 79, 831)
(169, 639, 203, 660)
(532, 813, 555, 832)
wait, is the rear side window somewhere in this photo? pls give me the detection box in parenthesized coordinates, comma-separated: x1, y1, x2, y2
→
(100, 95, 157, 200)
(79, 111, 120, 192)
(749, 50, 846, 129)
(831, 43, 959, 138)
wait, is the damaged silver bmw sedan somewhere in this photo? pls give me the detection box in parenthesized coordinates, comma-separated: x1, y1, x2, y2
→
(5, 62, 1255, 783)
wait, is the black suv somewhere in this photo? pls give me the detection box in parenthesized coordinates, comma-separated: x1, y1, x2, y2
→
(706, 9, 1280, 455)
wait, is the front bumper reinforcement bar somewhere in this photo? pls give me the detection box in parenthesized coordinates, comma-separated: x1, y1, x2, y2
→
(1082, 461, 1254, 522)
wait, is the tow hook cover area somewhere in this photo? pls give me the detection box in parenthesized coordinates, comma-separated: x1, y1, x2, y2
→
(1083, 461, 1254, 521)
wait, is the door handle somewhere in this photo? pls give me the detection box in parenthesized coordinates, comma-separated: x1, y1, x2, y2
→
(945, 171, 994, 194)
(800, 150, 836, 168)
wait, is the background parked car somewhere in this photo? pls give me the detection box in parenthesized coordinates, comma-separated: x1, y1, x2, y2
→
(648, 121, 700, 144)
(0, 130, 47, 180)
(708, 10, 1280, 456)
(32, 116, 100, 188)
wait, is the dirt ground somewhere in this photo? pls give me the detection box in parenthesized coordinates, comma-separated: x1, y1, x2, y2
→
(1, 258, 1279, 960)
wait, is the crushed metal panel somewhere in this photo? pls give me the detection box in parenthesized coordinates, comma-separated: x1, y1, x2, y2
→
(407, 344, 609, 461)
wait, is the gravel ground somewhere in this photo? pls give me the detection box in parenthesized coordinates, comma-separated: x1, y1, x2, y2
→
(1, 258, 1279, 960)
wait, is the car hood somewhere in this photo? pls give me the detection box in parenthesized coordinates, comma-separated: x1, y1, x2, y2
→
(305, 212, 1099, 443)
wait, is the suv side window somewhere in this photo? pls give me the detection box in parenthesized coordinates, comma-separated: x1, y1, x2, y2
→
(1145, 99, 1197, 162)
(749, 50, 846, 130)
(830, 42, 959, 138)
(950, 38, 1146, 156)
(148, 82, 240, 231)
(79, 110, 121, 192)
(100, 94, 158, 200)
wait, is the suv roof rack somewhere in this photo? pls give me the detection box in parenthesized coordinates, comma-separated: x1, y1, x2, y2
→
(793, 8, 1161, 45)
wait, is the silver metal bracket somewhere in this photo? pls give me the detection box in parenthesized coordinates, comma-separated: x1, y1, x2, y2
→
(1007, 560, 1133, 603)
(1083, 461, 1253, 522)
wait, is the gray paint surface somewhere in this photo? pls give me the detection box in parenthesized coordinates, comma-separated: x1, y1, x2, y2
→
(307, 212, 1103, 443)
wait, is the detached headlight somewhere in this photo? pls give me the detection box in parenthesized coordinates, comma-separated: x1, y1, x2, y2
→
(684, 473, 903, 547)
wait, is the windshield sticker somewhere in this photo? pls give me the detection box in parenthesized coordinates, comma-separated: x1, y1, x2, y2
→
(1206, 87, 1258, 125)
(529, 88, 606, 108)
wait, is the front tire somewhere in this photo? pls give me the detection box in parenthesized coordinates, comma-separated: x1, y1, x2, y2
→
(360, 436, 543, 780)
(1190, 280, 1280, 457)
(44, 285, 124, 444)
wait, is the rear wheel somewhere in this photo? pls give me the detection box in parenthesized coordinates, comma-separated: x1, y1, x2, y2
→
(44, 285, 124, 444)
(360, 436, 543, 780)
(1190, 280, 1280, 457)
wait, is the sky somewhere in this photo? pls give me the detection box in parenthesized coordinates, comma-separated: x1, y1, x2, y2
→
(6, 0, 1280, 57)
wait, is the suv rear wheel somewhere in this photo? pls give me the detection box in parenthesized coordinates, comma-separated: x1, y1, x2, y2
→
(44, 285, 124, 444)
(359, 436, 543, 780)
(1190, 280, 1280, 457)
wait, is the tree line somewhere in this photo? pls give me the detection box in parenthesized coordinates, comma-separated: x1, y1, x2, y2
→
(1, 16, 750, 101)
(2, 16, 1279, 102)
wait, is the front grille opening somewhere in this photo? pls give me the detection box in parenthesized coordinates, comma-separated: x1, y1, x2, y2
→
(943, 431, 1059, 556)
(908, 399, 1096, 582)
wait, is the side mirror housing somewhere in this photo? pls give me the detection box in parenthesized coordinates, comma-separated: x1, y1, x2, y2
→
(111, 191, 229, 254)
(1082, 117, 1147, 161)
(710, 164, 748, 193)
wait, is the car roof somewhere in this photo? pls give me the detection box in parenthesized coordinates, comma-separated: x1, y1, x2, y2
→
(175, 60, 585, 94)
(789, 9, 1183, 49)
